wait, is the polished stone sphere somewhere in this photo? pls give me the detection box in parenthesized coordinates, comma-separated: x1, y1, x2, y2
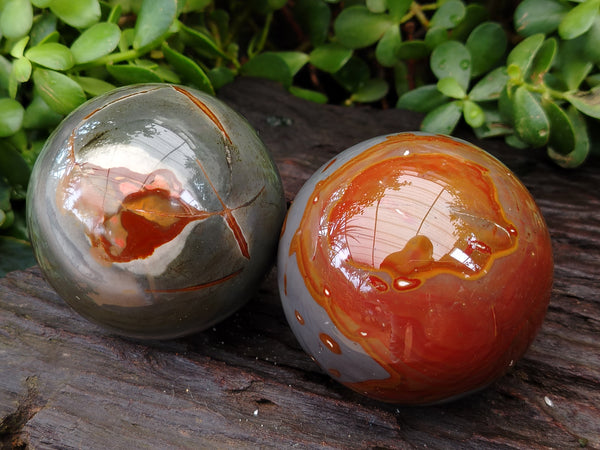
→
(278, 132, 553, 404)
(27, 84, 286, 339)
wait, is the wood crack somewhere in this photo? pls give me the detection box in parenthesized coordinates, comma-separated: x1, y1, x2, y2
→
(0, 376, 45, 450)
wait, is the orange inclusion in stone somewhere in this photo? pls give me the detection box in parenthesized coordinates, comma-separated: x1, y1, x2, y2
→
(288, 133, 554, 403)
(295, 309, 305, 325)
(58, 160, 259, 271)
(57, 164, 211, 264)
(319, 333, 342, 354)
(329, 368, 342, 378)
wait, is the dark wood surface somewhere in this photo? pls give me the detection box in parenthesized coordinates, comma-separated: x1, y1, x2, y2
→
(1, 77, 599, 449)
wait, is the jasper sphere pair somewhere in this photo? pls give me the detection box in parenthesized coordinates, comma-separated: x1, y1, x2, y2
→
(27, 83, 553, 405)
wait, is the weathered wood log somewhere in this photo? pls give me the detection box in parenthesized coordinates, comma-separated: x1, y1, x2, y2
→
(1, 77, 599, 449)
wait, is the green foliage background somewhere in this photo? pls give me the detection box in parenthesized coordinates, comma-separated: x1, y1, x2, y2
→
(1, 0, 599, 275)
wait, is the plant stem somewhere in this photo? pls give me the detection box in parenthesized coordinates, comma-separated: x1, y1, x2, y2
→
(526, 81, 566, 100)
(254, 12, 273, 56)
(411, 2, 432, 28)
(74, 48, 143, 71)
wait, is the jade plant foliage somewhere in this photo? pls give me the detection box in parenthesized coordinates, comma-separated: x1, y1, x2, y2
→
(1, 0, 599, 274)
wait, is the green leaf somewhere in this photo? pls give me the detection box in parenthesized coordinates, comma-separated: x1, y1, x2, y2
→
(472, 105, 512, 139)
(31, 0, 53, 6)
(0, 98, 24, 137)
(12, 58, 32, 83)
(451, 3, 488, 42)
(530, 38, 557, 82)
(74, 76, 116, 96)
(541, 73, 566, 92)
(105, 63, 162, 84)
(542, 100, 576, 156)
(0, 237, 37, 277)
(430, 41, 471, 91)
(587, 73, 600, 87)
(430, 0, 466, 30)
(181, 0, 211, 13)
(0, 177, 11, 212)
(23, 93, 63, 129)
(33, 68, 87, 115)
(8, 75, 18, 99)
(388, 0, 412, 22)
(514, 0, 569, 36)
(396, 40, 429, 60)
(512, 85, 549, 147)
(582, 16, 600, 63)
(424, 27, 449, 51)
(162, 43, 214, 94)
(547, 106, 589, 168)
(393, 61, 409, 97)
(397, 84, 448, 112)
(558, 0, 600, 40)
(437, 77, 466, 99)
(0, 209, 13, 230)
(50, 0, 101, 29)
(334, 5, 393, 49)
(271, 51, 309, 76)
(507, 63, 521, 82)
(179, 23, 229, 60)
(0, 56, 11, 93)
(149, 64, 180, 83)
(10, 37, 30, 59)
(241, 53, 292, 88)
(0, 142, 30, 189)
(25, 43, 74, 71)
(310, 43, 353, 73)
(506, 33, 545, 80)
(107, 3, 123, 23)
(421, 100, 463, 135)
(119, 28, 135, 52)
(332, 56, 370, 92)
(468, 66, 509, 101)
(133, 0, 178, 49)
(292, 0, 331, 46)
(463, 99, 485, 128)
(0, 0, 33, 39)
(37, 31, 60, 46)
(466, 22, 507, 78)
(498, 85, 515, 126)
(366, 0, 387, 13)
(350, 78, 389, 103)
(29, 11, 57, 46)
(557, 38, 593, 90)
(70, 22, 121, 64)
(375, 25, 402, 67)
(564, 86, 600, 119)
(289, 86, 328, 104)
(505, 134, 530, 149)
(207, 67, 235, 90)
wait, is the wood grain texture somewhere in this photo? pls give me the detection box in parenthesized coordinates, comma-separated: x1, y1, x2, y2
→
(1, 77, 599, 449)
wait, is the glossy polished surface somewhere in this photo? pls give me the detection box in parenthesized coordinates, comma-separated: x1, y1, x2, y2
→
(278, 133, 553, 404)
(28, 84, 286, 339)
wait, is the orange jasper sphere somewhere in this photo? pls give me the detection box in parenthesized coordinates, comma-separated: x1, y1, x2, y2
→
(278, 133, 553, 404)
